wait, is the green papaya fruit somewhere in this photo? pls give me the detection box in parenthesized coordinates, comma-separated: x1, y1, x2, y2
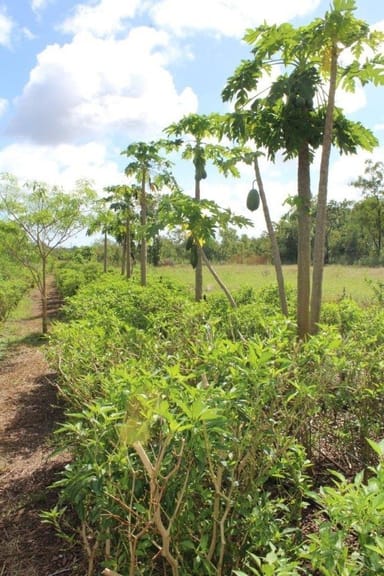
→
(190, 244, 199, 269)
(186, 235, 193, 251)
(246, 188, 260, 212)
(193, 147, 207, 181)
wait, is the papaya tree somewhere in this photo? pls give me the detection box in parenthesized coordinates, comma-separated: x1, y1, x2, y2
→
(121, 141, 175, 286)
(0, 174, 95, 333)
(214, 112, 289, 317)
(104, 184, 139, 278)
(156, 189, 251, 307)
(87, 196, 117, 273)
(222, 0, 382, 337)
(164, 113, 245, 302)
(309, 0, 384, 332)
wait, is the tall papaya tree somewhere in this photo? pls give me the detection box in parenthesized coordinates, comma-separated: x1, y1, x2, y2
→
(156, 189, 251, 307)
(214, 112, 289, 317)
(87, 196, 116, 273)
(222, 1, 382, 338)
(121, 141, 175, 286)
(310, 0, 384, 332)
(164, 113, 244, 302)
(104, 184, 138, 278)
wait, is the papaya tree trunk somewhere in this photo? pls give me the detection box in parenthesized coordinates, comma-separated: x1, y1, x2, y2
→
(310, 44, 338, 333)
(121, 237, 127, 276)
(125, 218, 132, 278)
(253, 155, 288, 316)
(140, 171, 147, 287)
(297, 142, 312, 340)
(194, 177, 203, 302)
(103, 229, 108, 273)
(199, 245, 236, 308)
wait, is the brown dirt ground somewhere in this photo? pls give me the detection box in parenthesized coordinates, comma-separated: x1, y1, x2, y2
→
(0, 280, 85, 576)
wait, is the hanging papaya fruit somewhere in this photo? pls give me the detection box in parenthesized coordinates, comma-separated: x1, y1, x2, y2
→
(246, 187, 260, 212)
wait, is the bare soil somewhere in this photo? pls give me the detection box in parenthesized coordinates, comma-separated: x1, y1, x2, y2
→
(0, 280, 85, 576)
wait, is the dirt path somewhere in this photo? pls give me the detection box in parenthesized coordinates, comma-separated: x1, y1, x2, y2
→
(0, 280, 84, 576)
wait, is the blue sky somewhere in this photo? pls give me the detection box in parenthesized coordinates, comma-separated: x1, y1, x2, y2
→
(0, 0, 383, 238)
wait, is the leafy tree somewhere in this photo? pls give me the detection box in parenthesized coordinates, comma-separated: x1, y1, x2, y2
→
(216, 113, 289, 316)
(121, 141, 176, 286)
(0, 174, 95, 333)
(310, 0, 384, 332)
(103, 184, 139, 278)
(222, 0, 382, 337)
(157, 189, 251, 306)
(87, 196, 117, 273)
(324, 199, 356, 264)
(164, 113, 244, 301)
(351, 159, 384, 263)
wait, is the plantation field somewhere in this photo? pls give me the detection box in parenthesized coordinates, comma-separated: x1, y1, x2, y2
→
(45, 266, 384, 575)
(152, 263, 384, 304)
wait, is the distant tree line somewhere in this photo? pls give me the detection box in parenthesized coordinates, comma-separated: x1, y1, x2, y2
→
(82, 159, 384, 269)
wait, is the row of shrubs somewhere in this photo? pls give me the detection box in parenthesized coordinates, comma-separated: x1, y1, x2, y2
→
(45, 268, 384, 575)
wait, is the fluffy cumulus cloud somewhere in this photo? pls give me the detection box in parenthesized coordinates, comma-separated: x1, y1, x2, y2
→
(8, 26, 197, 145)
(0, 6, 13, 46)
(0, 141, 125, 190)
(327, 147, 384, 204)
(149, 0, 322, 38)
(59, 0, 142, 37)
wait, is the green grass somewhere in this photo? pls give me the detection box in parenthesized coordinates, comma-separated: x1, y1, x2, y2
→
(150, 264, 384, 304)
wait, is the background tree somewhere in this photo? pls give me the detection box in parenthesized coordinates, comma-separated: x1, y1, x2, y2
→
(121, 141, 175, 286)
(350, 159, 384, 264)
(0, 174, 95, 333)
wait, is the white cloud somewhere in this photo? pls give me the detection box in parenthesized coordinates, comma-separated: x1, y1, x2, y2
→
(150, 0, 322, 38)
(8, 27, 197, 145)
(335, 85, 367, 114)
(0, 141, 125, 191)
(327, 148, 384, 204)
(60, 0, 142, 37)
(0, 98, 8, 117)
(0, 7, 13, 47)
(31, 0, 50, 12)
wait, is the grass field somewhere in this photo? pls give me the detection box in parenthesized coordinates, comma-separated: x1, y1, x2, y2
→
(151, 264, 384, 304)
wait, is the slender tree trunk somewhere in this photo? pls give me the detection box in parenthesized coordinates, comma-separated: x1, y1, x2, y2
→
(194, 177, 203, 301)
(121, 238, 127, 275)
(103, 230, 108, 273)
(41, 255, 48, 334)
(253, 155, 288, 316)
(310, 45, 338, 333)
(140, 171, 147, 287)
(125, 218, 131, 278)
(199, 245, 236, 308)
(297, 143, 312, 340)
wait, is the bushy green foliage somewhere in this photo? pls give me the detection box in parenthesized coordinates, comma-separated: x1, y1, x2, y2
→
(54, 261, 103, 298)
(45, 272, 384, 575)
